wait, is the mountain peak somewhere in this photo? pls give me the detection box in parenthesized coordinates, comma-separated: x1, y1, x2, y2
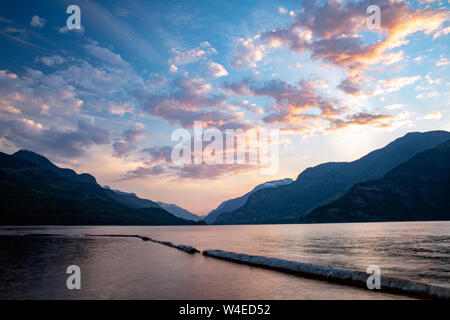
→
(13, 149, 97, 184)
(203, 177, 293, 224)
(14, 149, 44, 157)
(13, 149, 53, 165)
(403, 130, 448, 137)
(393, 130, 450, 144)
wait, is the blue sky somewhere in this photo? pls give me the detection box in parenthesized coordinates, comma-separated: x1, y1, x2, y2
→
(0, 0, 449, 213)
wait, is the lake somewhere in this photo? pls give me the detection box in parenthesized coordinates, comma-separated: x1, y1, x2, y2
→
(0, 221, 448, 299)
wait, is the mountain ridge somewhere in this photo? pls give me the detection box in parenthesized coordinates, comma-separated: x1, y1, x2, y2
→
(214, 130, 450, 224)
(301, 139, 450, 223)
(103, 186, 160, 210)
(203, 178, 293, 224)
(157, 202, 203, 221)
(0, 150, 204, 226)
(13, 149, 97, 184)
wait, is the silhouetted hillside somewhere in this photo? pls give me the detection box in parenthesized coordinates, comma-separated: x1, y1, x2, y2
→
(301, 140, 450, 223)
(0, 150, 204, 226)
(215, 131, 450, 224)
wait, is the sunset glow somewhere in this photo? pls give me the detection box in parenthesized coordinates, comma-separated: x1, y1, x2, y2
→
(0, 0, 448, 214)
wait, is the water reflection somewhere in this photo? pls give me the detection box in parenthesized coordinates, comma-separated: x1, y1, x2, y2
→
(0, 221, 448, 299)
(0, 234, 407, 300)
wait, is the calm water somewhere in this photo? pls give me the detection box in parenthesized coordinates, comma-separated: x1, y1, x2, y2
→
(0, 221, 449, 299)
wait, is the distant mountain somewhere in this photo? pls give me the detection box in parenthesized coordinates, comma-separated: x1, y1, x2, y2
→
(301, 140, 450, 223)
(204, 178, 293, 224)
(103, 186, 160, 209)
(214, 130, 450, 225)
(157, 202, 203, 221)
(102, 186, 203, 222)
(0, 150, 204, 226)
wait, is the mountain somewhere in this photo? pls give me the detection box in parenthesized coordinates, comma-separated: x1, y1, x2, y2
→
(301, 140, 450, 223)
(103, 186, 160, 209)
(0, 150, 205, 226)
(103, 186, 203, 222)
(203, 178, 293, 224)
(13, 149, 97, 184)
(214, 130, 450, 225)
(157, 202, 203, 221)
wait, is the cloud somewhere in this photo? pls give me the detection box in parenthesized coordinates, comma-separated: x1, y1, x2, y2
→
(232, 0, 447, 95)
(124, 164, 167, 178)
(0, 104, 21, 116)
(30, 15, 45, 28)
(416, 91, 440, 99)
(224, 78, 342, 123)
(125, 163, 259, 181)
(4, 27, 26, 34)
(0, 119, 109, 158)
(176, 163, 259, 180)
(84, 43, 129, 68)
(55, 59, 140, 96)
(260, 26, 312, 52)
(223, 76, 403, 134)
(38, 55, 65, 67)
(327, 113, 393, 130)
(134, 75, 249, 129)
(169, 64, 178, 73)
(232, 27, 311, 68)
(148, 76, 224, 109)
(373, 75, 422, 94)
(241, 100, 264, 115)
(423, 110, 442, 120)
(385, 104, 404, 110)
(203, 62, 228, 78)
(0, 41, 149, 162)
(1, 42, 245, 159)
(169, 42, 217, 66)
(0, 58, 140, 123)
(58, 25, 85, 34)
(433, 26, 450, 39)
(436, 56, 449, 66)
(123, 145, 260, 181)
(278, 7, 288, 14)
(232, 36, 265, 68)
(0, 69, 83, 120)
(414, 74, 442, 92)
(299, 0, 444, 74)
(337, 76, 364, 96)
(106, 102, 133, 116)
(112, 123, 145, 157)
(121, 126, 281, 180)
(141, 146, 173, 164)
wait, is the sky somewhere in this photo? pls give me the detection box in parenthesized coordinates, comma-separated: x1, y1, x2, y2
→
(0, 0, 449, 214)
